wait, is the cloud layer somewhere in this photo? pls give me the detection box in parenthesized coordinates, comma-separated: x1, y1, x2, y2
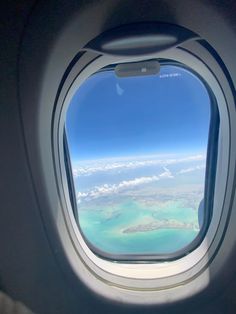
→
(72, 154, 205, 178)
(77, 167, 173, 203)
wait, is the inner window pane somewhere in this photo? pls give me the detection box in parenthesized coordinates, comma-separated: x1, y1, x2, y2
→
(65, 64, 211, 258)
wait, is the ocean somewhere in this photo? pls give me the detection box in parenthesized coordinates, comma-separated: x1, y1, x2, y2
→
(78, 199, 199, 257)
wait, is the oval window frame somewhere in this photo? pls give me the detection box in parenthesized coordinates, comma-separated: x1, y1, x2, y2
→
(63, 60, 219, 262)
(52, 39, 233, 295)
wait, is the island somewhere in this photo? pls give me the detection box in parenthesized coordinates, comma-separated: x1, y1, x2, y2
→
(122, 219, 196, 234)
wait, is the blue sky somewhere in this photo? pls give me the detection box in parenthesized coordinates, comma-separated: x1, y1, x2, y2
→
(66, 65, 211, 161)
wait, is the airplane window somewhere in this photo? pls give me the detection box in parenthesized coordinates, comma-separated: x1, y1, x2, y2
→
(65, 62, 214, 260)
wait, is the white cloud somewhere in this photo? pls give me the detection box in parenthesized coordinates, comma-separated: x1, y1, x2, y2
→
(76, 167, 174, 203)
(75, 162, 206, 205)
(117, 176, 160, 188)
(72, 154, 205, 177)
(177, 164, 205, 174)
(159, 167, 174, 179)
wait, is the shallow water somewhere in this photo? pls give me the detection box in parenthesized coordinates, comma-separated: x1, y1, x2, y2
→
(78, 200, 199, 256)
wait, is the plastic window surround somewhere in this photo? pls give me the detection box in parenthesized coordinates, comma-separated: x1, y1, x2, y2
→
(53, 42, 231, 290)
(64, 61, 219, 262)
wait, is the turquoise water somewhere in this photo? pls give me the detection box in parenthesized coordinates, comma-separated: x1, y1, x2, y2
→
(78, 200, 199, 256)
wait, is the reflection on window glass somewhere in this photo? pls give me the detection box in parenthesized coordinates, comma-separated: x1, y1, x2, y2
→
(65, 64, 211, 258)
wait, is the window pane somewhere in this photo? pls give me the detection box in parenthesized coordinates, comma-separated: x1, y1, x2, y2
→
(65, 64, 211, 258)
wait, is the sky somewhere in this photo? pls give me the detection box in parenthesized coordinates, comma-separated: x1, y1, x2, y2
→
(65, 65, 211, 161)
